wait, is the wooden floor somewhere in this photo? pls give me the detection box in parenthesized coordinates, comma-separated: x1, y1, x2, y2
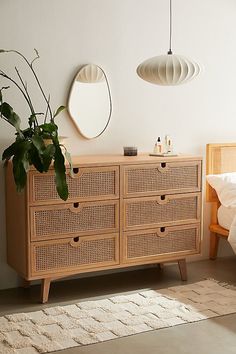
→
(1, 257, 236, 354)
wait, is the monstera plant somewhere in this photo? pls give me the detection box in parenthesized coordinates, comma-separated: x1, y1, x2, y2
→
(0, 49, 72, 200)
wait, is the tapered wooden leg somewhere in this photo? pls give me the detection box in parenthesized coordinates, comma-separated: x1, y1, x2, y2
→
(20, 278, 31, 288)
(41, 278, 51, 303)
(209, 232, 219, 260)
(158, 263, 164, 270)
(178, 259, 187, 281)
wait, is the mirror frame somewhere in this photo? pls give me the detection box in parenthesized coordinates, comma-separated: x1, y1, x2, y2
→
(68, 64, 112, 139)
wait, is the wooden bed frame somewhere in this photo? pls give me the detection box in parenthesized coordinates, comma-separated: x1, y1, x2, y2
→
(206, 143, 236, 259)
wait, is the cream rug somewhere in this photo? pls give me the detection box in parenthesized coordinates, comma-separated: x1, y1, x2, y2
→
(1, 279, 236, 354)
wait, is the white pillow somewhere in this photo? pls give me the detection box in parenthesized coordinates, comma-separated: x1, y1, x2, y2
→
(206, 172, 236, 208)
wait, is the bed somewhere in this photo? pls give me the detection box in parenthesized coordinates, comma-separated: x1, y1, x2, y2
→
(206, 143, 236, 259)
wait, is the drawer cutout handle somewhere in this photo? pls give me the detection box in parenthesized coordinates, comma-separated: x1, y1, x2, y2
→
(69, 203, 82, 213)
(70, 167, 84, 178)
(156, 227, 169, 237)
(70, 237, 82, 247)
(156, 195, 169, 205)
(157, 162, 169, 173)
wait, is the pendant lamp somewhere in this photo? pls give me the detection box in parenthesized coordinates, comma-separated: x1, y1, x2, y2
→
(136, 0, 200, 86)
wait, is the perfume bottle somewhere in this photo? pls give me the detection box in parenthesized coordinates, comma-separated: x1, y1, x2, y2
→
(165, 135, 173, 154)
(153, 137, 163, 154)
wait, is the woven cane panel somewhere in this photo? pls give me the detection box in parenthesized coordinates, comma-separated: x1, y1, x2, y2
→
(34, 238, 116, 272)
(33, 204, 116, 237)
(127, 228, 197, 259)
(126, 196, 198, 228)
(126, 165, 199, 195)
(32, 170, 116, 202)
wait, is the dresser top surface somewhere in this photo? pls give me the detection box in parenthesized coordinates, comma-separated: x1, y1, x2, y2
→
(69, 153, 202, 167)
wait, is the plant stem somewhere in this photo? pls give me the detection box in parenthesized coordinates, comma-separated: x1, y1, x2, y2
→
(0, 70, 34, 115)
(6, 50, 53, 120)
(44, 94, 50, 123)
(14, 67, 38, 125)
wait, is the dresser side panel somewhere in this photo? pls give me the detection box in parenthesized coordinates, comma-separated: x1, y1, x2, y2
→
(5, 163, 28, 278)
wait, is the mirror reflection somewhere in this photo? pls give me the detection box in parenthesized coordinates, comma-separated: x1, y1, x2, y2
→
(68, 64, 112, 139)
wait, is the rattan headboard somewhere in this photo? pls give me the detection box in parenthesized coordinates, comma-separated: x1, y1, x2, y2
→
(206, 143, 236, 202)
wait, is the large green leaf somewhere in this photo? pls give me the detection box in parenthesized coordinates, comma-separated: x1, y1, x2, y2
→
(53, 144, 68, 201)
(40, 122, 58, 134)
(53, 105, 66, 118)
(12, 157, 27, 192)
(2, 137, 27, 166)
(32, 134, 46, 154)
(28, 144, 45, 173)
(0, 102, 21, 133)
(64, 148, 74, 177)
(22, 127, 33, 139)
(2, 141, 18, 162)
(42, 144, 55, 172)
(12, 140, 31, 191)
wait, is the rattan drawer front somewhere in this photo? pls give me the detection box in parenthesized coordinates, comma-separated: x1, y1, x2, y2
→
(30, 200, 119, 240)
(124, 193, 201, 231)
(124, 224, 200, 263)
(29, 166, 119, 204)
(123, 161, 201, 197)
(31, 234, 119, 275)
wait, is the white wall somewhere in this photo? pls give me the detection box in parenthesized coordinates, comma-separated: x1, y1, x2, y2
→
(0, 0, 235, 289)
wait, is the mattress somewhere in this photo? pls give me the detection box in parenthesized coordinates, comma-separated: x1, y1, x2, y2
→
(217, 205, 236, 230)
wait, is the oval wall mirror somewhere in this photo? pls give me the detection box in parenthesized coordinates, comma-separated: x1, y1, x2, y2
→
(68, 64, 112, 139)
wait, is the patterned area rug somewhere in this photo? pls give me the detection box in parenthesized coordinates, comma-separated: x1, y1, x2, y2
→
(1, 279, 236, 354)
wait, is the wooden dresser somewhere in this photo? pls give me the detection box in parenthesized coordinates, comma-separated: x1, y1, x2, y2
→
(5, 154, 202, 303)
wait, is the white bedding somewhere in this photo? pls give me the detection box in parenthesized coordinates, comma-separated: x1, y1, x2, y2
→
(229, 215, 236, 253)
(206, 173, 236, 254)
(218, 205, 236, 230)
(218, 205, 236, 253)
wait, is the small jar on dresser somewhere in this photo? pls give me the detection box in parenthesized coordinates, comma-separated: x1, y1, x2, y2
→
(5, 153, 202, 303)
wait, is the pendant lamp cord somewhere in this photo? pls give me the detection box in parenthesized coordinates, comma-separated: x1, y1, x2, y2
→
(168, 0, 173, 55)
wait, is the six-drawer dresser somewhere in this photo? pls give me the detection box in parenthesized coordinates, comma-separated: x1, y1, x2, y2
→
(5, 154, 202, 303)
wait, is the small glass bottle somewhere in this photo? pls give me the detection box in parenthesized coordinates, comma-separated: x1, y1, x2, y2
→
(153, 137, 163, 154)
(165, 135, 173, 154)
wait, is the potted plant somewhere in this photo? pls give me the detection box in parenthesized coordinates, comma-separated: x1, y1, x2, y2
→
(0, 49, 72, 200)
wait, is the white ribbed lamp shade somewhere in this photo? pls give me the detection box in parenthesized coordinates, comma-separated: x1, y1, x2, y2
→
(76, 64, 104, 83)
(137, 54, 200, 85)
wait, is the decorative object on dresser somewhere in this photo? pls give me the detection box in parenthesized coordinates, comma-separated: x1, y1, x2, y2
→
(150, 135, 178, 157)
(123, 146, 138, 156)
(206, 143, 236, 259)
(0, 49, 71, 200)
(5, 154, 202, 303)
